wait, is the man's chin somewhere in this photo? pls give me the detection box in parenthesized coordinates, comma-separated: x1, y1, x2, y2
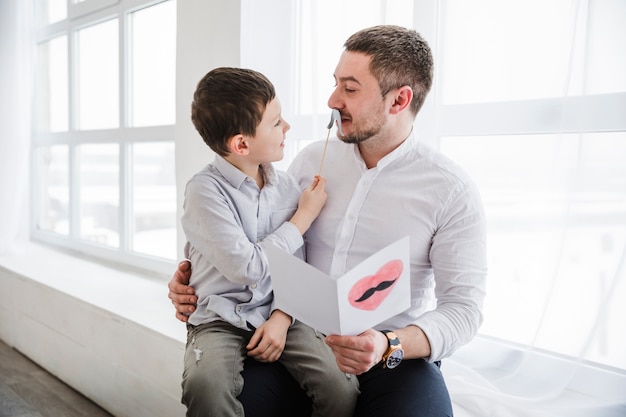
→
(339, 134, 368, 145)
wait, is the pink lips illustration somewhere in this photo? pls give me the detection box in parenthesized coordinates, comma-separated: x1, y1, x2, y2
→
(348, 260, 403, 311)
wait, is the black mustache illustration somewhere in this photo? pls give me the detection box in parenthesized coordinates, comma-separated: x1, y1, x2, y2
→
(354, 279, 396, 303)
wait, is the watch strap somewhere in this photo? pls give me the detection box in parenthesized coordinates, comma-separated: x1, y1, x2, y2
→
(381, 330, 403, 369)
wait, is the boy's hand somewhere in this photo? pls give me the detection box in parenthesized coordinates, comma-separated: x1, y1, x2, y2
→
(303, 175, 327, 212)
(246, 310, 291, 362)
(289, 176, 327, 234)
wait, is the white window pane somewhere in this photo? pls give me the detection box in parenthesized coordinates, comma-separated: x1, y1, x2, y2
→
(129, 0, 176, 127)
(441, 0, 576, 104)
(41, 0, 67, 24)
(131, 142, 176, 260)
(77, 19, 119, 130)
(78, 143, 119, 247)
(36, 36, 68, 132)
(440, 132, 626, 369)
(37, 145, 69, 234)
(585, 0, 626, 94)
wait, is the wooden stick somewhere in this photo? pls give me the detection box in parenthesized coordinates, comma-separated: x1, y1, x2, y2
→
(318, 127, 332, 176)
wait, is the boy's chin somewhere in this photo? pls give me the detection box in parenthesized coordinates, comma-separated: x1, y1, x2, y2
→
(272, 151, 285, 162)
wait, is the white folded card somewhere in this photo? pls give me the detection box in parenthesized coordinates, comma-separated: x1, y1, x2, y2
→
(265, 236, 411, 336)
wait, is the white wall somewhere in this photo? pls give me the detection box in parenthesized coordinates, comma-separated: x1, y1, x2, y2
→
(175, 0, 241, 259)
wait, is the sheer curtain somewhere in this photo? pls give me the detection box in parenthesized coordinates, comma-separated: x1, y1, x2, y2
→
(242, 0, 626, 416)
(437, 1, 626, 415)
(0, 0, 32, 255)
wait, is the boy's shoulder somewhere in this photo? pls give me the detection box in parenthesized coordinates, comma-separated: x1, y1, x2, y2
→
(186, 162, 229, 190)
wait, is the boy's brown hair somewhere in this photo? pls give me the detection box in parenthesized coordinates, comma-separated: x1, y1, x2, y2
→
(191, 67, 276, 157)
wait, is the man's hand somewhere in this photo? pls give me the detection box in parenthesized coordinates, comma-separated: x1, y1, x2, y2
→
(167, 260, 197, 322)
(246, 310, 291, 363)
(325, 328, 388, 375)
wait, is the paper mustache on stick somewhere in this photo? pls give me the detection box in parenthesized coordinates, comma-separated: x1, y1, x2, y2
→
(327, 109, 344, 135)
(318, 109, 344, 176)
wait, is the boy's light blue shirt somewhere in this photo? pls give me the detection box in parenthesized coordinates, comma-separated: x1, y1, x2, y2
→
(182, 155, 304, 329)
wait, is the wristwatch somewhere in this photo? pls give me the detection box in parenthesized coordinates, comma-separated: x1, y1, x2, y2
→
(381, 330, 404, 369)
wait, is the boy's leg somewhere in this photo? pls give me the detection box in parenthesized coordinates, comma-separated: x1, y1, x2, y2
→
(181, 321, 248, 417)
(279, 321, 360, 417)
(354, 359, 453, 417)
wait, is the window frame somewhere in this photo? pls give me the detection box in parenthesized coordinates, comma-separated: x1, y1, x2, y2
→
(31, 0, 177, 275)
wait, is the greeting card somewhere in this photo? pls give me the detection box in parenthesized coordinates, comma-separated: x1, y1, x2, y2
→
(265, 237, 411, 335)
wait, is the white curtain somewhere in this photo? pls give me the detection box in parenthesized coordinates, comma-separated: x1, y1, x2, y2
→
(242, 1, 626, 416)
(0, 0, 32, 255)
(437, 1, 626, 415)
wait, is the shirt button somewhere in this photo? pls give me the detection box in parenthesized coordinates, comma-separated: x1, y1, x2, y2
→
(251, 284, 257, 289)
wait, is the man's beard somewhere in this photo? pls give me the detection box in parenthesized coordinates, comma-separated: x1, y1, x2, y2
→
(338, 103, 386, 144)
(340, 128, 380, 144)
(339, 116, 385, 144)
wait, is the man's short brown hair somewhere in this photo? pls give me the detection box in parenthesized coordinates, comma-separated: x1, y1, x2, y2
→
(344, 25, 434, 116)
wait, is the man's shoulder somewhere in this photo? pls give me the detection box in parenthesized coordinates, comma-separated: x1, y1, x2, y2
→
(414, 142, 474, 184)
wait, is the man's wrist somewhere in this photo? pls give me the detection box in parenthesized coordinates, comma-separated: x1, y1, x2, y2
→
(380, 330, 404, 369)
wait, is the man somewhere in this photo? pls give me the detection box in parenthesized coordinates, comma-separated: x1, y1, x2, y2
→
(169, 25, 487, 416)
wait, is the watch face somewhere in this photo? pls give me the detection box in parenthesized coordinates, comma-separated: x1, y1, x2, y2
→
(385, 349, 404, 369)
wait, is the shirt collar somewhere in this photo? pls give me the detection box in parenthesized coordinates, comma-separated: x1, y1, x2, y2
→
(214, 155, 277, 188)
(353, 128, 417, 170)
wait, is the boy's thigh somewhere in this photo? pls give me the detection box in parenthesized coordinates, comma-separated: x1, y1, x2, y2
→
(239, 357, 312, 417)
(281, 320, 338, 365)
(183, 322, 249, 392)
(355, 359, 453, 417)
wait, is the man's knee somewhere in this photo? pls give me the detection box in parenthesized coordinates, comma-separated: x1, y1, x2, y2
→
(354, 360, 452, 417)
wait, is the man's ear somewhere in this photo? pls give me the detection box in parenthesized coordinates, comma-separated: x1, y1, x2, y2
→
(228, 134, 249, 156)
(389, 86, 413, 114)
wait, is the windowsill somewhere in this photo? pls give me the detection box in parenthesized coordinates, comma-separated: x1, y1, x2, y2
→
(1, 243, 624, 417)
(0, 241, 188, 416)
(0, 242, 186, 344)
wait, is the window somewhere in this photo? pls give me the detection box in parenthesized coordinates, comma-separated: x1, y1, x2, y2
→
(242, 0, 626, 372)
(32, 0, 177, 273)
(436, 0, 626, 371)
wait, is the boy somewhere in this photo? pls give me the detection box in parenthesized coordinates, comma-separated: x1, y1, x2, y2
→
(180, 67, 358, 417)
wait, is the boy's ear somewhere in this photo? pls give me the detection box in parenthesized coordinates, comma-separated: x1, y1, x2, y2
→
(228, 134, 250, 156)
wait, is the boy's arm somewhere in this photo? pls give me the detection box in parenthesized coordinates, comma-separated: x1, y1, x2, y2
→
(170, 176, 326, 322)
(289, 176, 327, 235)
